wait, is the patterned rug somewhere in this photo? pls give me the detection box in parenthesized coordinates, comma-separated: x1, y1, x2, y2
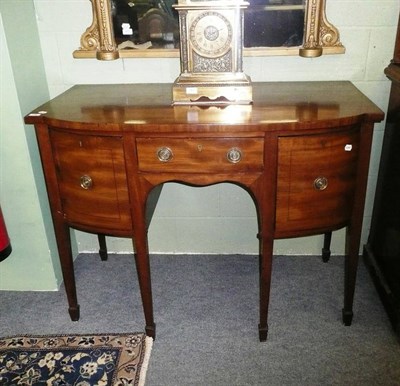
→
(0, 333, 152, 385)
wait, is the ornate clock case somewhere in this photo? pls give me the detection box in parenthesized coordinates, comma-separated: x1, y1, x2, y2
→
(172, 0, 252, 105)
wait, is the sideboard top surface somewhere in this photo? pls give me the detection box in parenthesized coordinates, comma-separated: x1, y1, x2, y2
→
(25, 82, 384, 132)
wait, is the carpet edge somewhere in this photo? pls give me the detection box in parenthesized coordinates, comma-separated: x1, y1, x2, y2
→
(139, 336, 153, 386)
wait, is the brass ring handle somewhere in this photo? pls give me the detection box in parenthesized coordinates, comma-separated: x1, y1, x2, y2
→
(80, 175, 93, 190)
(314, 176, 328, 191)
(227, 147, 242, 164)
(157, 147, 173, 162)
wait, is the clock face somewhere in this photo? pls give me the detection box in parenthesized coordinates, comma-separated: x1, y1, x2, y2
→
(189, 11, 233, 58)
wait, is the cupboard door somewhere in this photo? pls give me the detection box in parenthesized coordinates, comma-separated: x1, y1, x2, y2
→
(50, 130, 131, 232)
(275, 128, 360, 237)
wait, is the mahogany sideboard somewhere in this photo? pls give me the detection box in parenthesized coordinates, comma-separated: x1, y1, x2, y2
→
(25, 82, 384, 341)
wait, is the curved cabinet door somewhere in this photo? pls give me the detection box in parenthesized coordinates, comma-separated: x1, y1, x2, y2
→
(275, 127, 360, 238)
(50, 130, 132, 233)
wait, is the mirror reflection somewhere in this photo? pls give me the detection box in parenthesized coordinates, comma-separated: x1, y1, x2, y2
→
(244, 0, 304, 48)
(111, 0, 179, 49)
(110, 0, 305, 50)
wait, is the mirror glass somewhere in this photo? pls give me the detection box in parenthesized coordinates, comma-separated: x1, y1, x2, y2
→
(244, 0, 304, 48)
(111, 0, 179, 49)
(110, 0, 304, 50)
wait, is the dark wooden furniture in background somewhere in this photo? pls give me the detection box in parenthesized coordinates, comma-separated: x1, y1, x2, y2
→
(364, 15, 400, 340)
(25, 82, 383, 341)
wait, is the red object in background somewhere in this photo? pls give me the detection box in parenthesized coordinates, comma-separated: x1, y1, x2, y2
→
(0, 206, 12, 262)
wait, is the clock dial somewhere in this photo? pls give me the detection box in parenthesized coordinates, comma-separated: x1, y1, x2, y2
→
(189, 11, 233, 58)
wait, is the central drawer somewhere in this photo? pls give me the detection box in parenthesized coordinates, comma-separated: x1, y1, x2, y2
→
(136, 138, 264, 173)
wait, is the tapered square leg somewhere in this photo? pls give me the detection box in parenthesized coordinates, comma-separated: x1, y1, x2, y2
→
(145, 324, 156, 340)
(68, 305, 80, 321)
(322, 231, 332, 262)
(97, 234, 108, 261)
(342, 309, 353, 326)
(258, 324, 268, 342)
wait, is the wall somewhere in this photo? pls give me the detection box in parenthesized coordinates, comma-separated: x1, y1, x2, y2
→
(2, 1, 398, 291)
(0, 1, 62, 290)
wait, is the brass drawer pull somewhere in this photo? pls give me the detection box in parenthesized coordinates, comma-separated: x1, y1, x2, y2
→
(80, 175, 93, 190)
(227, 147, 242, 164)
(314, 177, 328, 191)
(157, 147, 173, 162)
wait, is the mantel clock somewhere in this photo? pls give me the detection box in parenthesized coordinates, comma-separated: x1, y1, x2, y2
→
(172, 0, 252, 105)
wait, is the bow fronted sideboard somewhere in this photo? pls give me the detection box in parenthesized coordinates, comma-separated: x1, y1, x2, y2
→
(25, 82, 384, 341)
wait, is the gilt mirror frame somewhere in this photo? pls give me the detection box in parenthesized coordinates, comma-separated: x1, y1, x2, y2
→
(73, 0, 344, 60)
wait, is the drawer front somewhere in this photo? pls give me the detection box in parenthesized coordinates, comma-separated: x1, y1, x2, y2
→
(136, 138, 264, 173)
(275, 129, 360, 236)
(51, 130, 131, 231)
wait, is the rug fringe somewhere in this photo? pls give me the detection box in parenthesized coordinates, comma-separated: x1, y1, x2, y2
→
(139, 336, 153, 386)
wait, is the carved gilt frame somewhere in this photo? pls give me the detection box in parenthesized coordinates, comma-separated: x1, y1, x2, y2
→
(73, 0, 344, 60)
